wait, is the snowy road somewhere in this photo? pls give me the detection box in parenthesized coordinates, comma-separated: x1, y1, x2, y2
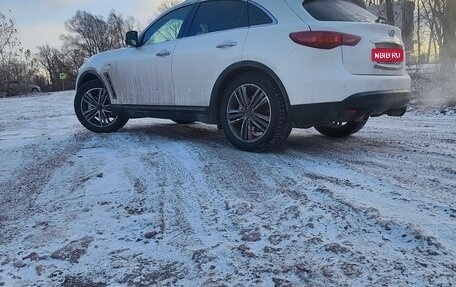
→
(0, 92, 455, 287)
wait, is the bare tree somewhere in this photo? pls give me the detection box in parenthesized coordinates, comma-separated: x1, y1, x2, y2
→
(36, 44, 62, 89)
(420, 0, 444, 60)
(61, 10, 139, 57)
(416, 0, 455, 76)
(402, 0, 415, 55)
(0, 11, 38, 95)
(415, 0, 422, 64)
(0, 10, 20, 83)
(107, 10, 137, 49)
(439, 0, 456, 79)
(61, 10, 111, 58)
(385, 0, 396, 25)
(0, 11, 19, 56)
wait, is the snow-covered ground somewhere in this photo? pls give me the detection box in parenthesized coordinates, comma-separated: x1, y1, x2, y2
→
(0, 91, 455, 287)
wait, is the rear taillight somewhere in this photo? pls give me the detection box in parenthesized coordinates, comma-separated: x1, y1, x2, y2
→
(289, 31, 361, 49)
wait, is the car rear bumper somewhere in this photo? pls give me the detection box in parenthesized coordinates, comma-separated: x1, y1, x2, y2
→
(289, 90, 411, 128)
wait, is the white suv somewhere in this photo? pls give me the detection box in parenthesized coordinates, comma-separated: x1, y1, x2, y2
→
(74, 0, 411, 151)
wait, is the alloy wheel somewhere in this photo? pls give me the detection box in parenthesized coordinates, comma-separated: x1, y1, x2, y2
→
(80, 88, 117, 128)
(227, 84, 271, 142)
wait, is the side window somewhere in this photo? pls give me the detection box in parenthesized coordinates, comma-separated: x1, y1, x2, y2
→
(188, 1, 248, 37)
(248, 2, 273, 26)
(142, 5, 192, 46)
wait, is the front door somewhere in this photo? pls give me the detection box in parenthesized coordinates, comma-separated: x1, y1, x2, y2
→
(115, 4, 193, 106)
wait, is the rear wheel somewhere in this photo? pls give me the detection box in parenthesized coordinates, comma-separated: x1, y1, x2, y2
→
(219, 72, 291, 152)
(314, 120, 367, 138)
(74, 80, 128, 133)
(31, 88, 39, 93)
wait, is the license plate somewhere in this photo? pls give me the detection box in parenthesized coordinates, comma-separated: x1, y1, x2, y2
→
(371, 48, 404, 62)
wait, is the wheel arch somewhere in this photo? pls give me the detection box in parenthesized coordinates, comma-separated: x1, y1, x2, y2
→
(209, 61, 291, 124)
(76, 70, 104, 91)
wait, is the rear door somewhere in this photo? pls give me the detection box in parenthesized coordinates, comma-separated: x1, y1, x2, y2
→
(285, 0, 406, 76)
(172, 0, 249, 107)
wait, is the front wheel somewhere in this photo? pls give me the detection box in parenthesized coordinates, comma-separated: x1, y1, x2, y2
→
(31, 88, 39, 93)
(314, 120, 367, 138)
(74, 80, 128, 133)
(219, 72, 291, 152)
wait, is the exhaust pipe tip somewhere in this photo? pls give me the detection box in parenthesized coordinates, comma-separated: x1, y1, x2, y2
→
(386, 107, 407, 117)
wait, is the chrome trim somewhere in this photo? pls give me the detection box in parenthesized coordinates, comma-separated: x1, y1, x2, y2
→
(156, 50, 172, 57)
(103, 72, 118, 100)
(216, 41, 238, 48)
(370, 38, 403, 46)
(374, 63, 403, 71)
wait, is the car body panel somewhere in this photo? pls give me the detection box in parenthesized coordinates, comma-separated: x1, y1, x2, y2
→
(173, 27, 249, 106)
(115, 41, 177, 105)
(242, 0, 309, 72)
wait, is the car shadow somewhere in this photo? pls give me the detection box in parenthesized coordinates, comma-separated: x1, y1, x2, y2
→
(117, 121, 395, 156)
(120, 121, 229, 147)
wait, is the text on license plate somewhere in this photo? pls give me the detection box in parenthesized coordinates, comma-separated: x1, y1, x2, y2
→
(371, 48, 404, 62)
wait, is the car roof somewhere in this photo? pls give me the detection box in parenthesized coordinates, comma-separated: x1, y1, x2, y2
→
(170, 0, 276, 11)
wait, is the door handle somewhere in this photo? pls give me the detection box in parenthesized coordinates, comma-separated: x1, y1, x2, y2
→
(216, 41, 238, 48)
(156, 50, 171, 57)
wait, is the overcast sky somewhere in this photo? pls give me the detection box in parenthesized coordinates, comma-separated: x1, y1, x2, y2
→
(0, 0, 164, 52)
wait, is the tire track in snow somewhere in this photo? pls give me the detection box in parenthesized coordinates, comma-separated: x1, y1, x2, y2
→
(0, 132, 90, 225)
(211, 146, 456, 285)
(283, 129, 456, 248)
(135, 126, 284, 283)
(147, 138, 235, 240)
(155, 132, 320, 284)
(130, 137, 240, 285)
(153, 124, 456, 285)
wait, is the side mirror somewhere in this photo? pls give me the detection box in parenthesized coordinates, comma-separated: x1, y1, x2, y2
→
(125, 31, 139, 47)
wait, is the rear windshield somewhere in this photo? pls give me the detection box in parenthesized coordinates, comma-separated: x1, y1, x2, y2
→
(303, 0, 377, 22)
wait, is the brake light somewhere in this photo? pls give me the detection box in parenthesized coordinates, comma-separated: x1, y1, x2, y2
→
(289, 31, 361, 49)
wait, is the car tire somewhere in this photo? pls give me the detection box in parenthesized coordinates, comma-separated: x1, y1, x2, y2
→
(31, 88, 39, 93)
(219, 72, 291, 152)
(74, 80, 128, 133)
(314, 120, 367, 138)
(172, 120, 195, 124)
